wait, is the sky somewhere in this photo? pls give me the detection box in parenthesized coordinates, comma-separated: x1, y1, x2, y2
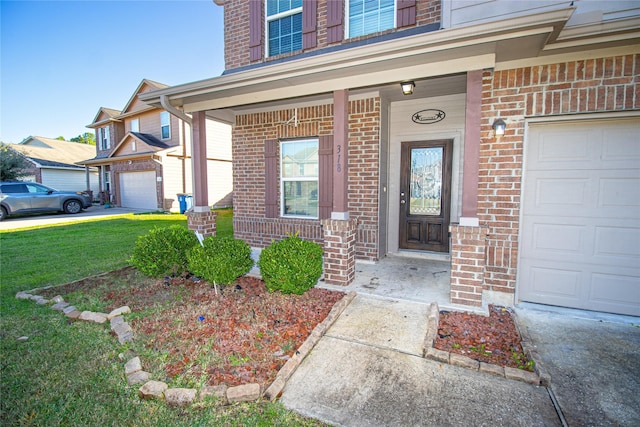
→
(0, 0, 225, 144)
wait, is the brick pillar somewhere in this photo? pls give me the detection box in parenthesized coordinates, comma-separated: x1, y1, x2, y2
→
(187, 210, 218, 238)
(321, 219, 357, 286)
(449, 224, 489, 307)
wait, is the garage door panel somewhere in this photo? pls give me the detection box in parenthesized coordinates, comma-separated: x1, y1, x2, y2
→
(602, 128, 640, 163)
(526, 263, 581, 298)
(520, 118, 640, 316)
(599, 176, 640, 208)
(594, 226, 640, 259)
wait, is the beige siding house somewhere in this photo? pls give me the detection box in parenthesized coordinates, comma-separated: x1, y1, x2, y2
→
(11, 136, 99, 195)
(81, 79, 233, 212)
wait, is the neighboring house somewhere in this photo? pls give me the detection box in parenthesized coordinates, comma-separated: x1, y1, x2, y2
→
(140, 1, 640, 316)
(11, 136, 99, 195)
(80, 79, 233, 212)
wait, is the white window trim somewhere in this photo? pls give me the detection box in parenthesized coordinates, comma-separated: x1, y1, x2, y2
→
(265, 0, 303, 58)
(160, 111, 170, 139)
(130, 118, 139, 133)
(280, 138, 319, 219)
(345, 0, 397, 40)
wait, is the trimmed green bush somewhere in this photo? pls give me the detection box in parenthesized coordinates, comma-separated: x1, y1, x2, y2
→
(188, 236, 253, 285)
(258, 233, 323, 295)
(129, 225, 199, 278)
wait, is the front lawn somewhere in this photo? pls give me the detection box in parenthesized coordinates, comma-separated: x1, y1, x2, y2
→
(0, 211, 322, 426)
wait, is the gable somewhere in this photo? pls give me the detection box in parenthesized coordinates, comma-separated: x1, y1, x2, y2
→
(109, 132, 173, 158)
(89, 107, 121, 127)
(120, 79, 169, 116)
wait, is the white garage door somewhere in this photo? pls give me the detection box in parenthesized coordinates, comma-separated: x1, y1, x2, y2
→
(519, 118, 640, 316)
(119, 171, 158, 210)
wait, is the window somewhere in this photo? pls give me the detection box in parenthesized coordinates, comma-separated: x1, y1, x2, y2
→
(130, 118, 139, 133)
(347, 0, 395, 38)
(281, 139, 318, 218)
(160, 111, 170, 139)
(99, 126, 110, 150)
(26, 183, 49, 194)
(266, 0, 303, 57)
(103, 166, 111, 192)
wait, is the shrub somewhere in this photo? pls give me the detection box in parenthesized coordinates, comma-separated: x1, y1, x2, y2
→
(129, 225, 199, 278)
(188, 236, 253, 285)
(258, 233, 323, 295)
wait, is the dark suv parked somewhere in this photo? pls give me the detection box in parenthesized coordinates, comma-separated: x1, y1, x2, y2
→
(0, 182, 92, 220)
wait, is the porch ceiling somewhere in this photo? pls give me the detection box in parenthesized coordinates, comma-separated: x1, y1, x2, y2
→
(140, 8, 574, 114)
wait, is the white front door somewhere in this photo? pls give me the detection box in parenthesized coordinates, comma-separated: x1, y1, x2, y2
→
(519, 117, 640, 316)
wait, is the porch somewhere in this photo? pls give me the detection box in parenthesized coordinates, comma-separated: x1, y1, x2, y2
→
(249, 249, 485, 314)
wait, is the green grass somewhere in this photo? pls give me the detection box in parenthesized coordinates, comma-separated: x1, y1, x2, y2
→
(0, 211, 323, 426)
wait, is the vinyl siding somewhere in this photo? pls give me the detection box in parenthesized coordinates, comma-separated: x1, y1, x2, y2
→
(41, 169, 99, 194)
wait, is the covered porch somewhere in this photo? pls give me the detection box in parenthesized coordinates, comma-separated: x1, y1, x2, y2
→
(139, 9, 572, 309)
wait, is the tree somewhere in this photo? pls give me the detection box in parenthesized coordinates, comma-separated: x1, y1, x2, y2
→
(56, 136, 65, 140)
(70, 132, 96, 145)
(0, 142, 32, 181)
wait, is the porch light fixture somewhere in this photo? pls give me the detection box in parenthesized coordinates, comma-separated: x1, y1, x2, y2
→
(492, 118, 506, 136)
(400, 81, 415, 95)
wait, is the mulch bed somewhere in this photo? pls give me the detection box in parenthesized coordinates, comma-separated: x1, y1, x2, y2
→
(434, 305, 534, 371)
(38, 268, 344, 388)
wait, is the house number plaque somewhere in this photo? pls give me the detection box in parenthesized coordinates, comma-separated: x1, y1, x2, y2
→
(411, 109, 445, 125)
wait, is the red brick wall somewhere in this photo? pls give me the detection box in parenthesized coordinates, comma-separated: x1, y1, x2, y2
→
(221, 0, 440, 70)
(479, 54, 640, 295)
(233, 98, 380, 260)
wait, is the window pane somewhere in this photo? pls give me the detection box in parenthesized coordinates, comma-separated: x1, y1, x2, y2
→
(349, 0, 395, 38)
(281, 140, 318, 178)
(283, 181, 318, 217)
(268, 13, 302, 56)
(409, 147, 443, 216)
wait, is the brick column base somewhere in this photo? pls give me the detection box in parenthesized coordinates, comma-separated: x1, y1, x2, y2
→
(321, 219, 357, 286)
(187, 210, 218, 238)
(449, 224, 489, 307)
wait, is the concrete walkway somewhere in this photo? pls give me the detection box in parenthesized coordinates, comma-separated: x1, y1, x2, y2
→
(280, 295, 561, 426)
(280, 294, 640, 426)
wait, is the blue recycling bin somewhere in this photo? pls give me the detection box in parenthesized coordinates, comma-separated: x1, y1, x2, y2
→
(177, 194, 193, 214)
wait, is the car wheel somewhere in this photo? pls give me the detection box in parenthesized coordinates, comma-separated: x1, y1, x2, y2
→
(0, 206, 7, 221)
(63, 199, 83, 214)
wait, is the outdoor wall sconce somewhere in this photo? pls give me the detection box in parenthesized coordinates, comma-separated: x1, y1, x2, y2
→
(492, 118, 506, 136)
(401, 81, 415, 95)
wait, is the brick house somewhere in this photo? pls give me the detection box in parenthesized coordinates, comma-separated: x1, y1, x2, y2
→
(81, 79, 233, 212)
(141, 1, 640, 316)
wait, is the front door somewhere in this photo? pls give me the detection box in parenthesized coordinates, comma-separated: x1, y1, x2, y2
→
(399, 140, 452, 252)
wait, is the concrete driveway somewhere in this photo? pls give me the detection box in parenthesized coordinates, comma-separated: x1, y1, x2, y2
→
(280, 295, 640, 426)
(0, 205, 159, 230)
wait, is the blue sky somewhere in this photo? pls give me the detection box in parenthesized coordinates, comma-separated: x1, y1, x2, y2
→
(1, 0, 225, 144)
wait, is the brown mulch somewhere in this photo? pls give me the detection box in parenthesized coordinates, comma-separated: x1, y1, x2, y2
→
(37, 268, 344, 388)
(434, 305, 534, 371)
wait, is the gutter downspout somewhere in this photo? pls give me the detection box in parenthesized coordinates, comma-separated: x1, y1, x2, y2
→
(160, 95, 192, 125)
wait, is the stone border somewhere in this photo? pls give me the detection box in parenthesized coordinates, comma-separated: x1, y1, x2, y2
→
(423, 302, 547, 386)
(16, 278, 356, 407)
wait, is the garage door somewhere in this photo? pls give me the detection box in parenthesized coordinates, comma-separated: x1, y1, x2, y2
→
(519, 118, 640, 316)
(119, 171, 158, 210)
